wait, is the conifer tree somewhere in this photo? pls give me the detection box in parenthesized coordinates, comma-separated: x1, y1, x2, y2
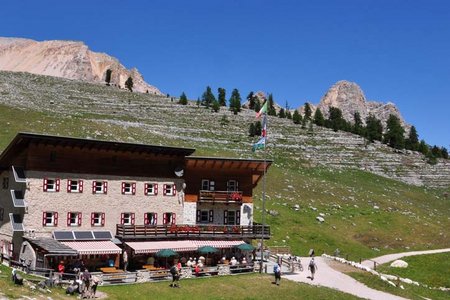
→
(441, 147, 449, 159)
(218, 88, 226, 106)
(201, 86, 216, 108)
(286, 110, 292, 119)
(212, 100, 220, 112)
(249, 123, 256, 136)
(293, 110, 302, 124)
(179, 92, 188, 105)
(247, 91, 255, 109)
(418, 139, 429, 155)
(313, 108, 325, 126)
(267, 94, 276, 116)
(254, 100, 261, 112)
(105, 69, 112, 86)
(405, 126, 419, 151)
(304, 103, 312, 121)
(125, 76, 133, 92)
(229, 88, 242, 115)
(352, 112, 363, 135)
(255, 121, 262, 136)
(278, 108, 285, 118)
(326, 107, 345, 132)
(365, 114, 383, 142)
(383, 114, 405, 149)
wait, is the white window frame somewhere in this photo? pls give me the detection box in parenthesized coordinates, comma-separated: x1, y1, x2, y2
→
(122, 182, 136, 195)
(145, 212, 157, 225)
(43, 212, 57, 227)
(91, 212, 105, 227)
(68, 180, 83, 193)
(144, 183, 158, 196)
(93, 181, 107, 194)
(163, 184, 175, 196)
(163, 212, 176, 225)
(122, 213, 134, 225)
(44, 178, 59, 192)
(67, 212, 81, 227)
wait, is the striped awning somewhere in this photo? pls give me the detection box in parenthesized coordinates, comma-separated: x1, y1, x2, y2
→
(191, 240, 246, 249)
(126, 241, 197, 254)
(61, 241, 122, 255)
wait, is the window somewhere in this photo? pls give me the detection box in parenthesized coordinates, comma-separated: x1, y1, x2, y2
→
(196, 210, 213, 223)
(42, 211, 58, 226)
(43, 178, 60, 192)
(67, 180, 83, 193)
(91, 212, 105, 227)
(227, 180, 238, 192)
(201, 179, 209, 191)
(92, 181, 107, 194)
(144, 183, 158, 196)
(121, 182, 136, 195)
(163, 184, 176, 196)
(67, 212, 82, 226)
(224, 210, 240, 225)
(2, 177, 8, 189)
(0, 207, 3, 221)
(121, 213, 135, 225)
(163, 212, 176, 225)
(144, 212, 158, 225)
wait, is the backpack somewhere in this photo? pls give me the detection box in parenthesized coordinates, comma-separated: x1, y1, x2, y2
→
(309, 260, 315, 268)
(170, 266, 178, 275)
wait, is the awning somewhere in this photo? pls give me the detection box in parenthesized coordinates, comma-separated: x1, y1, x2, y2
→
(191, 240, 246, 249)
(126, 241, 197, 254)
(61, 241, 122, 255)
(26, 238, 78, 256)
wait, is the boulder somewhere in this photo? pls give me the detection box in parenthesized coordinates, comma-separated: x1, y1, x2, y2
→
(390, 260, 408, 268)
(316, 216, 325, 223)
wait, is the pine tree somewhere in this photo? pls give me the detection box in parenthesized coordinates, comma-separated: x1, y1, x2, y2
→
(212, 100, 220, 112)
(218, 88, 226, 106)
(418, 139, 429, 155)
(278, 108, 285, 118)
(292, 110, 302, 124)
(248, 123, 256, 137)
(383, 114, 405, 149)
(441, 147, 449, 159)
(405, 126, 419, 151)
(125, 76, 133, 92)
(313, 108, 325, 126)
(179, 92, 188, 105)
(286, 110, 292, 119)
(247, 92, 255, 109)
(352, 112, 363, 135)
(326, 107, 345, 132)
(255, 121, 262, 136)
(304, 103, 312, 121)
(267, 94, 276, 116)
(105, 69, 112, 86)
(229, 88, 242, 115)
(365, 114, 383, 142)
(201, 86, 216, 108)
(254, 100, 261, 112)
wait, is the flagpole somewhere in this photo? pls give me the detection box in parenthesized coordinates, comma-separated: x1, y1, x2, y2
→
(259, 114, 267, 274)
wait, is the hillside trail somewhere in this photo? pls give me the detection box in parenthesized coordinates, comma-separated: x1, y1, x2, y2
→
(275, 248, 450, 300)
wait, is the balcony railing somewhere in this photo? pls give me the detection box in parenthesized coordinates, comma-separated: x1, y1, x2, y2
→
(116, 223, 270, 240)
(198, 190, 243, 204)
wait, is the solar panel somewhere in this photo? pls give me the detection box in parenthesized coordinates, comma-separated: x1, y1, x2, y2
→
(53, 231, 75, 240)
(74, 231, 94, 240)
(92, 231, 113, 240)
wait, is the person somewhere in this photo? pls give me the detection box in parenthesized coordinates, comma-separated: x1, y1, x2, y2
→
(108, 257, 115, 267)
(58, 260, 65, 279)
(169, 262, 180, 287)
(123, 250, 128, 271)
(91, 275, 101, 297)
(194, 264, 201, 277)
(81, 268, 91, 297)
(186, 257, 193, 267)
(273, 262, 281, 286)
(230, 257, 238, 266)
(308, 257, 318, 280)
(241, 257, 247, 265)
(177, 261, 182, 271)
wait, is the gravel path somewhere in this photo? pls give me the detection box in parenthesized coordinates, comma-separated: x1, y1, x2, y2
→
(361, 248, 450, 268)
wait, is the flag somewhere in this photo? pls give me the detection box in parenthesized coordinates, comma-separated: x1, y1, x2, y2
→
(255, 101, 268, 119)
(252, 136, 266, 152)
(261, 114, 267, 137)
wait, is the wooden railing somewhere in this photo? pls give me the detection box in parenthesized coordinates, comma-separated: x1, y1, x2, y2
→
(198, 190, 243, 204)
(116, 223, 270, 240)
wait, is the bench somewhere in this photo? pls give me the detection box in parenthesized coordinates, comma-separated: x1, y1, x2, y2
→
(99, 267, 122, 273)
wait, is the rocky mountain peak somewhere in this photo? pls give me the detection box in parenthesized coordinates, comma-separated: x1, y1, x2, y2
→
(0, 37, 162, 95)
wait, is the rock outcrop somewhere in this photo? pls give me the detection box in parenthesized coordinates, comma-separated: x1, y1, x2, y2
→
(0, 37, 162, 95)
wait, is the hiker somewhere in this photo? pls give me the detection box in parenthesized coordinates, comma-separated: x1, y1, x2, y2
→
(123, 250, 128, 271)
(170, 262, 180, 287)
(273, 262, 281, 286)
(308, 257, 318, 280)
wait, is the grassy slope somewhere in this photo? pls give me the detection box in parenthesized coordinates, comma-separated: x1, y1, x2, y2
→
(0, 72, 449, 262)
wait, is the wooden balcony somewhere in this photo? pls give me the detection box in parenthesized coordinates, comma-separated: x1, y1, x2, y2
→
(116, 223, 270, 241)
(198, 190, 243, 204)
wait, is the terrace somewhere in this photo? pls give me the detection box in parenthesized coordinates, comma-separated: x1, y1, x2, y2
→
(198, 190, 243, 204)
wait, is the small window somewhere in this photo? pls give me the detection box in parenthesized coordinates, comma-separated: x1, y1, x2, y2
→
(67, 212, 82, 226)
(144, 212, 158, 225)
(42, 211, 58, 227)
(2, 177, 8, 189)
(196, 210, 213, 223)
(121, 182, 136, 195)
(201, 179, 209, 191)
(224, 210, 241, 225)
(43, 178, 60, 192)
(144, 183, 158, 196)
(92, 181, 108, 194)
(227, 180, 238, 192)
(163, 212, 176, 225)
(121, 212, 135, 225)
(163, 184, 176, 196)
(67, 180, 83, 193)
(91, 212, 105, 227)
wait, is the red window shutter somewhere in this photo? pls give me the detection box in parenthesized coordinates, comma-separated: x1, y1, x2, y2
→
(43, 178, 48, 192)
(131, 213, 135, 225)
(79, 180, 83, 193)
(224, 210, 228, 224)
(92, 181, 96, 194)
(144, 213, 148, 225)
(120, 213, 124, 225)
(236, 210, 241, 225)
(101, 213, 105, 226)
(163, 213, 167, 225)
(67, 212, 71, 226)
(56, 179, 60, 192)
(163, 184, 167, 196)
(78, 212, 82, 226)
(144, 183, 148, 196)
(42, 212, 46, 226)
(121, 182, 125, 194)
(172, 213, 176, 224)
(91, 213, 95, 226)
(209, 210, 214, 223)
(54, 212, 58, 226)
(196, 210, 201, 222)
(154, 213, 158, 225)
(67, 180, 71, 193)
(132, 183, 136, 195)
(154, 184, 158, 195)
(173, 184, 177, 196)
(103, 181, 108, 194)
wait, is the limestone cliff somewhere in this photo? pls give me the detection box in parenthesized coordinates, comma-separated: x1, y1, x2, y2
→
(0, 37, 162, 95)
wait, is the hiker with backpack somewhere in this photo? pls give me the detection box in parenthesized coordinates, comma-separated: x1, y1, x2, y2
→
(273, 262, 281, 286)
(308, 257, 318, 280)
(170, 262, 180, 288)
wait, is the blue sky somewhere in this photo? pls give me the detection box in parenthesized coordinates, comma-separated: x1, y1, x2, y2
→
(1, 0, 449, 148)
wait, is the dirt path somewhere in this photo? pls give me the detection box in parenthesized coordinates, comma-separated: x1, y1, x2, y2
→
(361, 248, 450, 268)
